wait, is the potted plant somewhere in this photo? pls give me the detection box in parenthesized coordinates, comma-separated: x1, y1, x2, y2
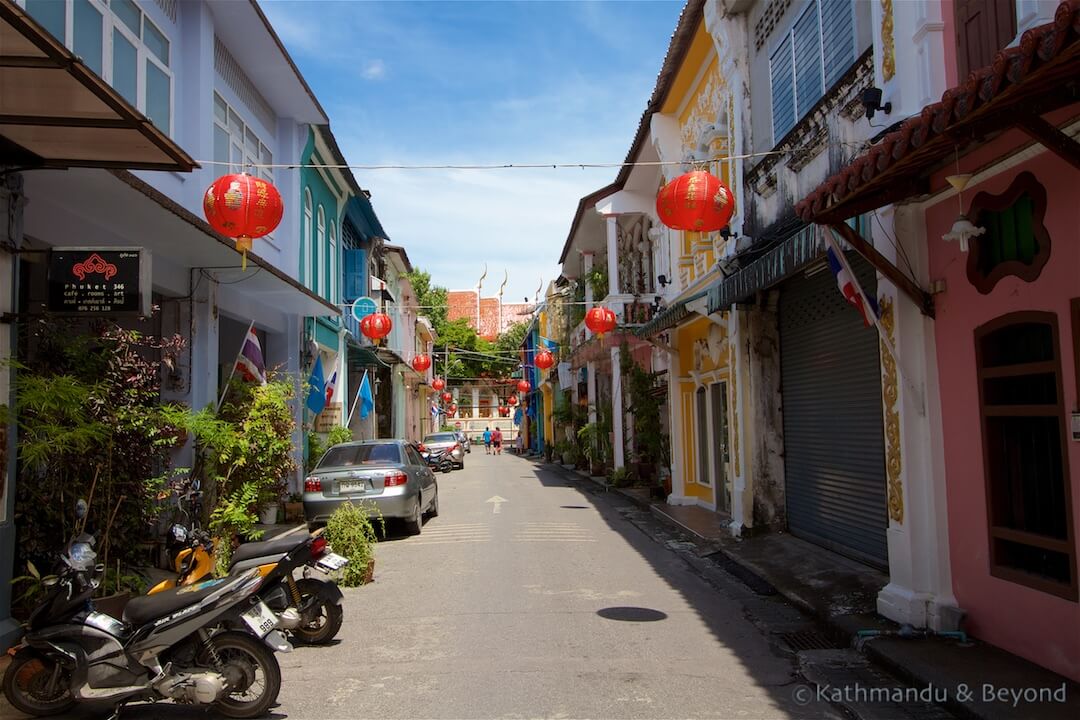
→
(324, 501, 384, 587)
(284, 492, 304, 522)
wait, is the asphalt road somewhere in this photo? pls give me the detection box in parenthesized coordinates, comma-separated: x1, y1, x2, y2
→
(2, 452, 843, 719)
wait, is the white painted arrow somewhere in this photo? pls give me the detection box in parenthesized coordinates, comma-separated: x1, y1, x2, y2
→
(486, 495, 508, 514)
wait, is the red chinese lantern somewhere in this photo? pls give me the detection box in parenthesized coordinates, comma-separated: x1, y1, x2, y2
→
(656, 170, 735, 232)
(360, 313, 392, 343)
(507, 395, 518, 406)
(585, 306, 617, 336)
(203, 173, 284, 270)
(431, 377, 446, 391)
(498, 406, 509, 417)
(535, 350, 555, 370)
(517, 379, 531, 393)
(411, 354, 431, 372)
(441, 391, 453, 404)
(448, 404, 457, 416)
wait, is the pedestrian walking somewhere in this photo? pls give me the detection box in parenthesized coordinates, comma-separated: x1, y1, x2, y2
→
(483, 427, 492, 454)
(492, 427, 503, 455)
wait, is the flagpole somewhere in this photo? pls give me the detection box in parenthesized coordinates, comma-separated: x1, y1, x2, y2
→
(346, 370, 368, 428)
(217, 320, 255, 411)
(822, 226, 926, 416)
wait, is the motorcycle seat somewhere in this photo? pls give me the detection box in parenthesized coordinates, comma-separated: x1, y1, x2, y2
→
(123, 577, 231, 627)
(229, 535, 305, 568)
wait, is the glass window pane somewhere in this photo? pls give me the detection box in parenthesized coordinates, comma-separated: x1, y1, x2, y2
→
(112, 0, 141, 36)
(214, 124, 230, 165)
(112, 29, 138, 105)
(228, 108, 243, 136)
(213, 93, 227, 124)
(260, 143, 272, 165)
(244, 127, 259, 156)
(230, 141, 242, 173)
(26, 0, 66, 43)
(145, 60, 170, 132)
(143, 18, 169, 66)
(73, 0, 104, 76)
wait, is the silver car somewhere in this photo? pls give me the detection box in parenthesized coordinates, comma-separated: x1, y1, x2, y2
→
(303, 440, 438, 535)
(422, 432, 465, 470)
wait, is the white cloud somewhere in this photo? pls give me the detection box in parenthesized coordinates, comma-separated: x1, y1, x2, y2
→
(361, 59, 386, 80)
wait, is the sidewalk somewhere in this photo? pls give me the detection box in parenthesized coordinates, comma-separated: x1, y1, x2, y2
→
(555, 466, 1080, 720)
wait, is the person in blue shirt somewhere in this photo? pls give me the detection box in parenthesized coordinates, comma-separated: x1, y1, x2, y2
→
(483, 427, 492, 454)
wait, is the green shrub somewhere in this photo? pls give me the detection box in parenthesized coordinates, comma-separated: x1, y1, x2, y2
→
(323, 501, 384, 587)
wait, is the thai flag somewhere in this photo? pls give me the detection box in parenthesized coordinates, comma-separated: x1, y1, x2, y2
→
(235, 326, 266, 385)
(826, 246, 878, 327)
(324, 370, 338, 405)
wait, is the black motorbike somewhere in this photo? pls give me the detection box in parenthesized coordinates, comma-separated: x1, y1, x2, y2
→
(161, 477, 347, 646)
(2, 503, 288, 718)
(419, 444, 454, 473)
(226, 531, 347, 645)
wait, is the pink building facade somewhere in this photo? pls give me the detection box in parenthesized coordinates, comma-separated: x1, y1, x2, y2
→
(796, 0, 1080, 681)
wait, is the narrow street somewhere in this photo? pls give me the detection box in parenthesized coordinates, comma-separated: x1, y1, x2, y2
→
(274, 452, 841, 720)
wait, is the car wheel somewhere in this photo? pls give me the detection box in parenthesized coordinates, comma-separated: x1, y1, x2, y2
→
(404, 497, 422, 535)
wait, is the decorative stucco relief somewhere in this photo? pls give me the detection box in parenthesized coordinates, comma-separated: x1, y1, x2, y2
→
(879, 296, 904, 524)
(881, 0, 896, 81)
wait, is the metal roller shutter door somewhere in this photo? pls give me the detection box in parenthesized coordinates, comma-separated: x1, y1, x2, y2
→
(779, 253, 888, 569)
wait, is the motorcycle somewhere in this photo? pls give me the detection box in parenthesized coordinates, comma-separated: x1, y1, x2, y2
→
(151, 479, 348, 646)
(418, 444, 454, 474)
(2, 501, 287, 718)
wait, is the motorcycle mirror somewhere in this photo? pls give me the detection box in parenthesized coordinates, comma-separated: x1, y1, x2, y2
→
(75, 499, 88, 519)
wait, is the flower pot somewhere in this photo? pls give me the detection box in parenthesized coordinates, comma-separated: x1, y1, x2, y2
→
(362, 558, 375, 584)
(259, 506, 279, 525)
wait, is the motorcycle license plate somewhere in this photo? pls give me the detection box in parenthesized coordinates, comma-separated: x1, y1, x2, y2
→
(316, 552, 349, 572)
(241, 601, 278, 638)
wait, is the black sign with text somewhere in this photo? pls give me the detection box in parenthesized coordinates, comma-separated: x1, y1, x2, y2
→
(47, 249, 145, 315)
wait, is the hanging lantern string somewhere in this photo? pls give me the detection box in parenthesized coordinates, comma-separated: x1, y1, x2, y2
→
(192, 148, 793, 172)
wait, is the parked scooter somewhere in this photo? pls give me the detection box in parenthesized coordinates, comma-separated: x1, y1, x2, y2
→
(419, 444, 454, 474)
(151, 478, 348, 645)
(2, 501, 287, 718)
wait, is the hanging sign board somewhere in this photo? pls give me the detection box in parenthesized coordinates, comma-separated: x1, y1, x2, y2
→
(47, 247, 151, 316)
(351, 296, 377, 322)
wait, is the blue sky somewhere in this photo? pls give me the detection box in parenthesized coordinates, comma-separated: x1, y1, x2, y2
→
(260, 0, 684, 302)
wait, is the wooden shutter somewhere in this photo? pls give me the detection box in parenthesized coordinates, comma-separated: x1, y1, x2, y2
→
(820, 0, 855, 88)
(793, 0, 823, 118)
(955, 0, 1017, 79)
(770, 33, 795, 142)
(342, 248, 366, 303)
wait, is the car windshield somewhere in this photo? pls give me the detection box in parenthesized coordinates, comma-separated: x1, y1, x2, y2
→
(425, 433, 457, 444)
(318, 443, 401, 468)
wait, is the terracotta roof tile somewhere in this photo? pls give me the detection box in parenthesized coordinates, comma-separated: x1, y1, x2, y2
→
(796, 0, 1080, 224)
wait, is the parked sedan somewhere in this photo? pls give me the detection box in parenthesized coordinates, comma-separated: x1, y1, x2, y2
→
(422, 432, 465, 470)
(303, 440, 438, 534)
(455, 431, 472, 454)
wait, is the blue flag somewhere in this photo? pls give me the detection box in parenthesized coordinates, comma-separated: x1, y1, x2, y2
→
(306, 356, 326, 415)
(358, 371, 374, 419)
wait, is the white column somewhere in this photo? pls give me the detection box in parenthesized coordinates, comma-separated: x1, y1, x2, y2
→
(582, 252, 595, 308)
(605, 214, 620, 298)
(190, 275, 220, 414)
(610, 345, 625, 470)
(874, 205, 960, 631)
(471, 387, 480, 416)
(586, 361, 597, 426)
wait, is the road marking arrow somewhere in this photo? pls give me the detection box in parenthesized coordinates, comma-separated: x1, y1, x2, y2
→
(486, 495, 508, 514)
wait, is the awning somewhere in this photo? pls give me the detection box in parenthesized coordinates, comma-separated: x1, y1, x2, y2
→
(635, 289, 707, 337)
(0, 0, 196, 172)
(796, 0, 1080, 225)
(22, 168, 339, 318)
(344, 195, 389, 242)
(705, 217, 869, 314)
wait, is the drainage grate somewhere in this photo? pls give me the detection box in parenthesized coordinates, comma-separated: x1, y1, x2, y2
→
(703, 550, 778, 596)
(777, 630, 846, 652)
